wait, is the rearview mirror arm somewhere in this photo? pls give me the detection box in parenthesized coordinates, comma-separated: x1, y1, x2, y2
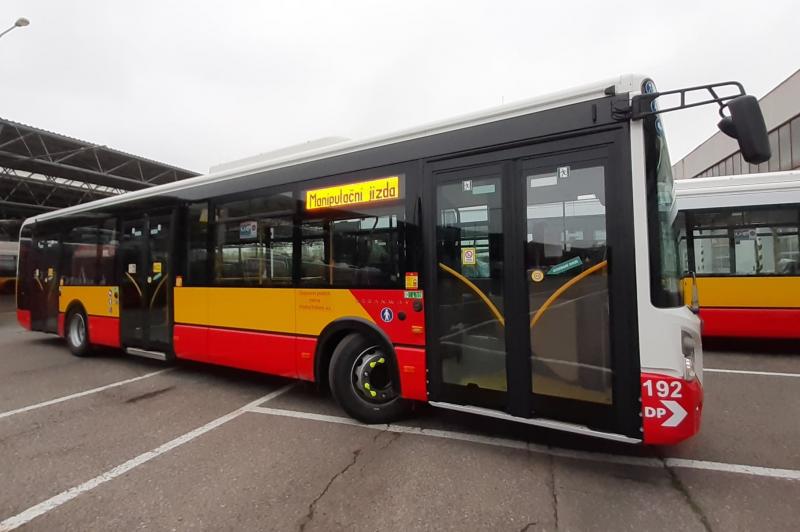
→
(613, 81, 747, 121)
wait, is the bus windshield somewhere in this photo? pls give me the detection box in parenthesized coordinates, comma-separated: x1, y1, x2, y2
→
(645, 112, 682, 308)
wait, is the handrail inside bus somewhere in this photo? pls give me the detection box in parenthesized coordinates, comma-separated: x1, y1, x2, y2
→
(437, 262, 505, 327)
(530, 260, 608, 328)
(125, 272, 143, 299)
(149, 274, 168, 310)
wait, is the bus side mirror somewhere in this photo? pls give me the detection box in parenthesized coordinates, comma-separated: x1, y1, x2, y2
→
(717, 95, 771, 164)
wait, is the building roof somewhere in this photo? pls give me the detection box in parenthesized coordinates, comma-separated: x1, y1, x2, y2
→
(0, 117, 200, 218)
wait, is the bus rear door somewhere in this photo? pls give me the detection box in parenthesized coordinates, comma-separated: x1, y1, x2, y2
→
(119, 211, 174, 357)
(29, 230, 60, 333)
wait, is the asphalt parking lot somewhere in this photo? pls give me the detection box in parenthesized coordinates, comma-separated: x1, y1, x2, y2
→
(1, 295, 799, 531)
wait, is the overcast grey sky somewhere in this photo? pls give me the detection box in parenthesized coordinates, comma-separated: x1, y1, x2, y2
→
(1, 1, 797, 173)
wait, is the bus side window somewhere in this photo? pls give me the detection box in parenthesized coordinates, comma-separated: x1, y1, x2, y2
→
(98, 218, 117, 285)
(63, 225, 100, 286)
(187, 203, 209, 285)
(300, 208, 403, 288)
(212, 192, 294, 287)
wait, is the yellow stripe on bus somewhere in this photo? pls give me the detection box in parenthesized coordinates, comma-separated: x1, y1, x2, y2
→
(683, 276, 800, 308)
(59, 286, 120, 317)
(173, 287, 374, 336)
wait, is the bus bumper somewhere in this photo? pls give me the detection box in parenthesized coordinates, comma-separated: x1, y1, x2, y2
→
(17, 309, 31, 330)
(641, 372, 703, 445)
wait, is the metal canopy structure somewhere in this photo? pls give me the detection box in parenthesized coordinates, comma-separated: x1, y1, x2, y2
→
(0, 117, 199, 219)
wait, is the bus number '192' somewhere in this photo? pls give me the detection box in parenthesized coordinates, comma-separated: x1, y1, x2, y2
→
(642, 379, 682, 399)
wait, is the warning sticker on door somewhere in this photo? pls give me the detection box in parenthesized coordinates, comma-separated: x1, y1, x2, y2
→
(461, 247, 477, 266)
(128, 263, 137, 274)
(153, 262, 162, 273)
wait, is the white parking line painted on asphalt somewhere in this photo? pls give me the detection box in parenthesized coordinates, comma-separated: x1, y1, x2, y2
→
(0, 383, 295, 532)
(705, 368, 800, 378)
(0, 368, 174, 420)
(245, 405, 800, 481)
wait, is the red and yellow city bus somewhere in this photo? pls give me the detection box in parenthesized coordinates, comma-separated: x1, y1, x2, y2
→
(0, 241, 18, 294)
(676, 170, 800, 339)
(16, 76, 771, 445)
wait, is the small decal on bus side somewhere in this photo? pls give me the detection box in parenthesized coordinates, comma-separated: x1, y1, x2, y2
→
(128, 263, 136, 274)
(239, 221, 258, 240)
(547, 256, 582, 276)
(380, 307, 394, 323)
(405, 272, 419, 290)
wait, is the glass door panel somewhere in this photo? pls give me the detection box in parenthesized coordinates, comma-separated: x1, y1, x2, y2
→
(147, 215, 171, 347)
(30, 233, 60, 332)
(434, 166, 506, 403)
(523, 160, 613, 405)
(120, 218, 147, 345)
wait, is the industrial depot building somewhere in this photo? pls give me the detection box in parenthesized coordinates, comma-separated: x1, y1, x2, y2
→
(672, 68, 800, 180)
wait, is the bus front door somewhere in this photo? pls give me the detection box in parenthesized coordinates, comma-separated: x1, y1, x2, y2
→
(426, 137, 640, 438)
(119, 212, 173, 355)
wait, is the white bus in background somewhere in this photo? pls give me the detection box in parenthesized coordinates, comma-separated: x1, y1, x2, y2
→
(675, 171, 800, 339)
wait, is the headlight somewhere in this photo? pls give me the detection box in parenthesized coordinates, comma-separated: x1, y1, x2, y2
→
(681, 330, 696, 381)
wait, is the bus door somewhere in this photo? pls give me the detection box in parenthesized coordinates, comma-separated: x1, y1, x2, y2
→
(29, 230, 61, 332)
(119, 211, 174, 355)
(426, 137, 640, 436)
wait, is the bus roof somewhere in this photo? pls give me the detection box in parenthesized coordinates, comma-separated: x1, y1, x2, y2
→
(675, 170, 800, 210)
(24, 74, 647, 227)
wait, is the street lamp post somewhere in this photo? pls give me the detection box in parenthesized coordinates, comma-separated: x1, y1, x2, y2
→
(0, 18, 30, 40)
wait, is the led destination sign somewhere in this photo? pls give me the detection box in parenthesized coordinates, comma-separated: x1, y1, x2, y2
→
(305, 176, 400, 211)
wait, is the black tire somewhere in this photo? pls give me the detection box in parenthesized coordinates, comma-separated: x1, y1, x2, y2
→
(65, 307, 92, 357)
(329, 332, 411, 424)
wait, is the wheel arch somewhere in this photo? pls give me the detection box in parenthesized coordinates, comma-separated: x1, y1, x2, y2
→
(63, 299, 89, 344)
(63, 299, 88, 320)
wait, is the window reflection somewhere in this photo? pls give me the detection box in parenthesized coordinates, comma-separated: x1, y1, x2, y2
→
(525, 163, 612, 405)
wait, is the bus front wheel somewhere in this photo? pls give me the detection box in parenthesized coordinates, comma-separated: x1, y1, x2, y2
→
(66, 308, 92, 357)
(329, 332, 411, 424)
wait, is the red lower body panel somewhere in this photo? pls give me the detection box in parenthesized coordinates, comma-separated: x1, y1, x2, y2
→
(295, 337, 317, 381)
(395, 346, 427, 401)
(700, 307, 800, 339)
(641, 373, 703, 445)
(17, 309, 31, 330)
(58, 312, 65, 337)
(88, 316, 120, 348)
(172, 324, 428, 392)
(174, 325, 304, 380)
(174, 324, 208, 361)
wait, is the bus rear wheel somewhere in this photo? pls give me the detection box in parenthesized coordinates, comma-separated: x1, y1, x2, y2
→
(66, 308, 91, 357)
(329, 333, 411, 424)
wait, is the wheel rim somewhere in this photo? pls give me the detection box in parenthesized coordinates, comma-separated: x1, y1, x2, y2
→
(68, 313, 86, 348)
(351, 346, 398, 405)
